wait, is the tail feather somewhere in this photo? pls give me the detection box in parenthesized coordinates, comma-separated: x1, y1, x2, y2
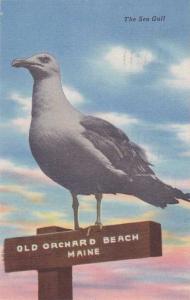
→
(185, 193, 190, 200)
(127, 175, 190, 208)
(174, 190, 190, 202)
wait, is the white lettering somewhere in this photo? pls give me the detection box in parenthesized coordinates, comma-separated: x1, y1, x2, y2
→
(51, 243, 58, 249)
(89, 238, 96, 245)
(17, 244, 38, 252)
(67, 248, 100, 258)
(72, 240, 79, 247)
(40, 238, 97, 250)
(58, 242, 64, 248)
(94, 248, 100, 255)
(118, 235, 124, 242)
(68, 250, 75, 258)
(125, 235, 131, 241)
(64, 241, 71, 247)
(31, 244, 38, 251)
(110, 236, 116, 243)
(24, 245, 30, 252)
(42, 243, 50, 250)
(77, 250, 83, 257)
(103, 237, 109, 244)
(17, 245, 23, 252)
(85, 249, 94, 256)
(103, 233, 140, 244)
(80, 239, 87, 246)
(132, 234, 139, 241)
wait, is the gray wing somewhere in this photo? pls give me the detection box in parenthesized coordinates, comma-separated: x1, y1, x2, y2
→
(80, 115, 154, 178)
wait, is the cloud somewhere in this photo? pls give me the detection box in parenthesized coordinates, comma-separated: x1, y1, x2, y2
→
(33, 210, 67, 222)
(140, 143, 161, 164)
(94, 112, 139, 127)
(86, 112, 160, 164)
(2, 214, 74, 234)
(166, 58, 190, 89)
(163, 230, 190, 245)
(80, 201, 95, 213)
(9, 85, 85, 111)
(0, 184, 45, 203)
(104, 46, 155, 73)
(0, 208, 74, 233)
(1, 223, 189, 299)
(11, 117, 31, 133)
(0, 259, 37, 300)
(163, 178, 190, 190)
(6, 92, 32, 133)
(63, 85, 85, 106)
(73, 245, 190, 299)
(169, 124, 190, 145)
(164, 123, 190, 158)
(9, 92, 31, 112)
(6, 86, 85, 134)
(83, 194, 149, 207)
(0, 203, 15, 214)
(0, 158, 54, 186)
(105, 210, 159, 225)
(0, 92, 32, 133)
(181, 150, 190, 157)
(1, 242, 189, 300)
(0, 116, 30, 134)
(159, 123, 190, 156)
(74, 284, 190, 300)
(0, 203, 16, 227)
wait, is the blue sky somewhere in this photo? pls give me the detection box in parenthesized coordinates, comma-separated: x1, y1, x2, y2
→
(1, 1, 190, 299)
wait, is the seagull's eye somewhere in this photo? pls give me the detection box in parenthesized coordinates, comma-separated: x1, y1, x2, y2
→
(39, 56, 50, 64)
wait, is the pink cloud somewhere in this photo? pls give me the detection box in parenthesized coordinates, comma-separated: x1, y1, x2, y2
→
(0, 203, 15, 214)
(74, 283, 190, 300)
(146, 246, 190, 271)
(0, 264, 37, 300)
(0, 159, 55, 186)
(73, 245, 190, 299)
(0, 245, 189, 300)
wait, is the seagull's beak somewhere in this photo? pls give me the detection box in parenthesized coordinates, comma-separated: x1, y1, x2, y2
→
(11, 58, 37, 68)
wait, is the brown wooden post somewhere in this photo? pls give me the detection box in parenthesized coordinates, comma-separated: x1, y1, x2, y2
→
(4, 220, 162, 300)
(37, 226, 73, 300)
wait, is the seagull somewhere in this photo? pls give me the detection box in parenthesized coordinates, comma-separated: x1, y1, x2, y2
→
(11, 53, 190, 230)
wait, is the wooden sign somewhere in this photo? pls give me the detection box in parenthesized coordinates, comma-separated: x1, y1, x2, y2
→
(4, 221, 162, 273)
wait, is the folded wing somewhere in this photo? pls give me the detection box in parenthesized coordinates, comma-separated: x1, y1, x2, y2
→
(80, 115, 154, 179)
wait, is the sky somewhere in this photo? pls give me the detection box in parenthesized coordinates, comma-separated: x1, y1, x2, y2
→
(0, 0, 190, 299)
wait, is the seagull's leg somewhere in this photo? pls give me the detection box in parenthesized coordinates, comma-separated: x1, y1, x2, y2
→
(86, 193, 103, 236)
(95, 193, 103, 227)
(71, 192, 80, 230)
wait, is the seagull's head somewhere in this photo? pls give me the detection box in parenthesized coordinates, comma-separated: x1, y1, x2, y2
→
(11, 53, 60, 79)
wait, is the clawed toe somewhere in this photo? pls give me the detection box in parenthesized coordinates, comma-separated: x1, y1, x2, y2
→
(95, 222, 103, 230)
(86, 223, 103, 236)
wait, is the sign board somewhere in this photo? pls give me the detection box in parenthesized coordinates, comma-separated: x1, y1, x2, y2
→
(4, 221, 162, 272)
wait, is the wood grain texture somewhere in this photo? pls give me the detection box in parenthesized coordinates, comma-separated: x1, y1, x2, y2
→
(37, 227, 73, 300)
(4, 221, 162, 273)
